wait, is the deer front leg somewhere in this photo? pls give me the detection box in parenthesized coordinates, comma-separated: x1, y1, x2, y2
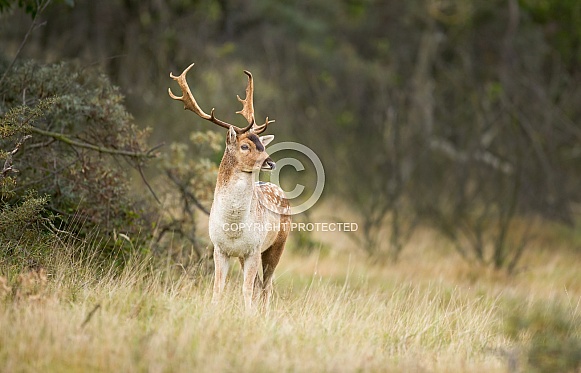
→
(212, 247, 229, 304)
(242, 251, 261, 311)
(239, 257, 262, 303)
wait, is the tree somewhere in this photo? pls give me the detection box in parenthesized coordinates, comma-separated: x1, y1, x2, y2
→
(3, 0, 581, 270)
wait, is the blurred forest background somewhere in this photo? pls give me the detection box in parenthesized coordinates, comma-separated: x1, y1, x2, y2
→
(1, 0, 581, 272)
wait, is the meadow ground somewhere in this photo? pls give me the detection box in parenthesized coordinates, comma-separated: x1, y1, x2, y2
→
(0, 228, 580, 372)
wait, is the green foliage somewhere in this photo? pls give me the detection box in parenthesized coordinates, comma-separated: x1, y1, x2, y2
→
(154, 130, 221, 261)
(520, 0, 581, 71)
(0, 192, 47, 241)
(0, 60, 155, 256)
(505, 301, 581, 372)
(289, 226, 328, 256)
(3, 0, 581, 269)
(0, 0, 73, 17)
(0, 94, 54, 249)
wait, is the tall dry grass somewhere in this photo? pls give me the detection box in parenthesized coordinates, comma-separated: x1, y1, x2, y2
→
(1, 229, 580, 372)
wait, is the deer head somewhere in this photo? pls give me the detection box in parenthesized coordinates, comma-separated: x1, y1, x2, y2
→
(168, 63, 276, 173)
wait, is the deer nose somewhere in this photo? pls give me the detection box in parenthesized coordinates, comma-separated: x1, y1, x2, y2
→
(262, 158, 276, 171)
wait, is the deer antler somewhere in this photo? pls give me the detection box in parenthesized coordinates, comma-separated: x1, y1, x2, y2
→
(252, 117, 276, 135)
(169, 63, 274, 135)
(236, 70, 276, 134)
(168, 63, 232, 131)
(236, 71, 256, 133)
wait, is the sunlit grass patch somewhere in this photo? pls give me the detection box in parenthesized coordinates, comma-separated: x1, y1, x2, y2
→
(2, 237, 580, 372)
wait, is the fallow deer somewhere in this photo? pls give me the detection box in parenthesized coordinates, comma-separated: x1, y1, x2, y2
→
(169, 63, 291, 311)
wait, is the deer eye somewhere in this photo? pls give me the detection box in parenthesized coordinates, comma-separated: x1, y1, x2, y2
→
(241, 144, 250, 151)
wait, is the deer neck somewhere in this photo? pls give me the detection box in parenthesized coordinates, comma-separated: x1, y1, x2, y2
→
(213, 152, 255, 223)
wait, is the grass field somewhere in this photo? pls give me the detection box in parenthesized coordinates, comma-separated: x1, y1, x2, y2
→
(1, 228, 580, 372)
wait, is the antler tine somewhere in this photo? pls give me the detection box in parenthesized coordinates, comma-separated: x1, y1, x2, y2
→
(252, 117, 276, 135)
(168, 63, 233, 131)
(168, 64, 272, 135)
(236, 70, 256, 133)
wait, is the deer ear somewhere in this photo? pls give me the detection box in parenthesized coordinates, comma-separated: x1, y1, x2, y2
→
(227, 126, 237, 144)
(260, 135, 274, 147)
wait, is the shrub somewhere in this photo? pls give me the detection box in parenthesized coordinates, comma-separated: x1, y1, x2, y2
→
(0, 60, 156, 257)
(154, 130, 221, 263)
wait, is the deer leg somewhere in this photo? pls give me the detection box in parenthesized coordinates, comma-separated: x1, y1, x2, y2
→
(212, 247, 229, 304)
(261, 239, 286, 309)
(242, 251, 261, 311)
(239, 257, 262, 302)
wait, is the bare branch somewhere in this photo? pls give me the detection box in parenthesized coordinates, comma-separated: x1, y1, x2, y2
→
(80, 304, 101, 328)
(137, 162, 161, 204)
(1, 135, 32, 180)
(166, 171, 210, 215)
(28, 127, 160, 159)
(0, 0, 51, 88)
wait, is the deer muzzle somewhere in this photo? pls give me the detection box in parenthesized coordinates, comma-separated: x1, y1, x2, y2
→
(261, 158, 276, 171)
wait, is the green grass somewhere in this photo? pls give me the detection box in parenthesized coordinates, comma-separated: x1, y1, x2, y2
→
(1, 232, 580, 372)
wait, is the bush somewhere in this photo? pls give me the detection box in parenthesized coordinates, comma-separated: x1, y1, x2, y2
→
(153, 130, 221, 263)
(0, 60, 156, 257)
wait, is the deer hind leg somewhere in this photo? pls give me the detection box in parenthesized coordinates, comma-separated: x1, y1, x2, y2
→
(212, 247, 230, 305)
(260, 238, 287, 309)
